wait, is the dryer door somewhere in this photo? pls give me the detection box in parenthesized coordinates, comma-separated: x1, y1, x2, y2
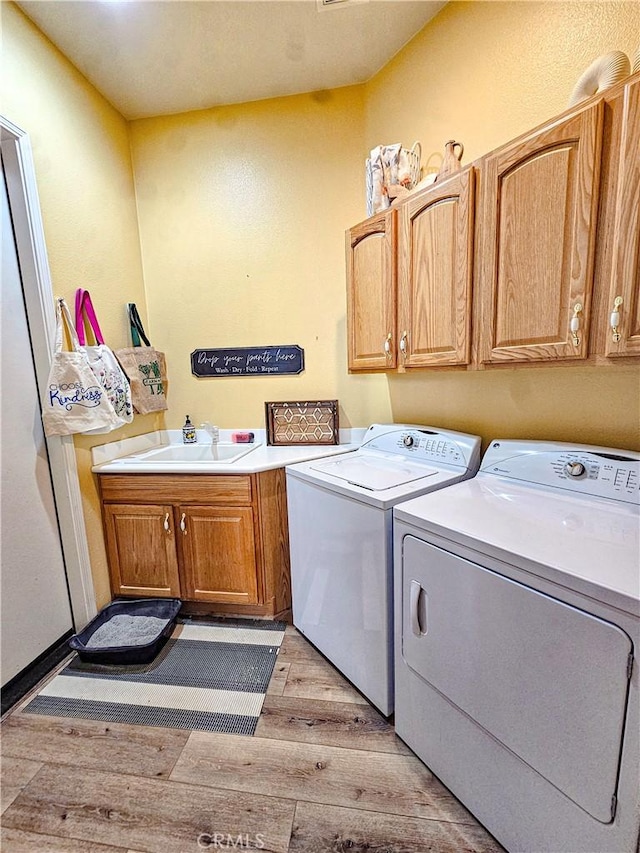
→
(401, 535, 632, 823)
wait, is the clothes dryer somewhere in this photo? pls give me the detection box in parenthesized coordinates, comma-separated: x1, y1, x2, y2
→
(286, 424, 481, 715)
(394, 439, 640, 853)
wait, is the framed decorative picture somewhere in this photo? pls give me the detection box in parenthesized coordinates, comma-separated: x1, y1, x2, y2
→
(265, 400, 339, 446)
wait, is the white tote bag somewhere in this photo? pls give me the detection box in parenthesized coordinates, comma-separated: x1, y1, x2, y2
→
(42, 298, 121, 437)
(75, 289, 133, 433)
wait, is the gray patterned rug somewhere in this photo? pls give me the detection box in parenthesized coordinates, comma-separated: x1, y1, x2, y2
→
(23, 617, 285, 735)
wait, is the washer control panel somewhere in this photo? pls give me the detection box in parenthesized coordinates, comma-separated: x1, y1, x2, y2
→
(481, 440, 640, 504)
(361, 424, 481, 472)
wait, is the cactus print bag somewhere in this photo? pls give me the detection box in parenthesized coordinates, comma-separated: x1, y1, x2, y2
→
(115, 303, 168, 414)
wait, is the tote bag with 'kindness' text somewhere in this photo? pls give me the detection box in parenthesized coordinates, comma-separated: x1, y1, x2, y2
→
(42, 298, 120, 436)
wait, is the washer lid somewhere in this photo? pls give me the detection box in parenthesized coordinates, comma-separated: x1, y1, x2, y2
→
(310, 453, 438, 491)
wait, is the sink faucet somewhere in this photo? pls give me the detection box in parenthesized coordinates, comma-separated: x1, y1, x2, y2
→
(201, 422, 220, 443)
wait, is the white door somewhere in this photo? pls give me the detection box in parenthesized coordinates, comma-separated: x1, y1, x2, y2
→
(1, 154, 74, 685)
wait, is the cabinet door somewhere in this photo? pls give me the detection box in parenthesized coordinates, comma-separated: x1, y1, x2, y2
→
(346, 209, 397, 370)
(179, 506, 259, 605)
(398, 167, 475, 367)
(606, 78, 640, 357)
(104, 504, 181, 598)
(478, 100, 604, 364)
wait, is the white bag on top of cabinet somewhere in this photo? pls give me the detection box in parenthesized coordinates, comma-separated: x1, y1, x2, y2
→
(41, 297, 121, 437)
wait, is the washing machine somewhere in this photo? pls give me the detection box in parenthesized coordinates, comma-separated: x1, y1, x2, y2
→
(286, 424, 481, 715)
(393, 439, 640, 853)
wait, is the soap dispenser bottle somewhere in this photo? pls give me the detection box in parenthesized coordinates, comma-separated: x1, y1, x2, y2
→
(182, 415, 197, 444)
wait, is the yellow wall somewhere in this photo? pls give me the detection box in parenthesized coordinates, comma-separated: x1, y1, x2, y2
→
(129, 88, 391, 432)
(366, 0, 640, 450)
(3, 1, 639, 611)
(366, 1, 640, 165)
(130, 0, 639, 450)
(2, 3, 161, 606)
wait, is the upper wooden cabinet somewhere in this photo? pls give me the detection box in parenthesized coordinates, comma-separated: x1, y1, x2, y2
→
(346, 170, 474, 371)
(477, 100, 604, 365)
(346, 209, 396, 370)
(346, 74, 639, 372)
(398, 167, 475, 367)
(605, 78, 640, 358)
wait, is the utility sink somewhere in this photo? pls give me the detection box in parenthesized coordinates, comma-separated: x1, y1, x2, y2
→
(126, 442, 260, 464)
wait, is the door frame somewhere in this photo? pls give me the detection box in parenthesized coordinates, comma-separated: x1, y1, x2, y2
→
(1, 114, 96, 629)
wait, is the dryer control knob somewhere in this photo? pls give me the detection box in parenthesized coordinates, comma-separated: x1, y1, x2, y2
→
(565, 461, 586, 478)
(403, 435, 415, 448)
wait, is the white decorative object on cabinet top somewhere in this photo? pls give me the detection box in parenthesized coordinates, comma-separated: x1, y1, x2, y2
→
(568, 50, 630, 106)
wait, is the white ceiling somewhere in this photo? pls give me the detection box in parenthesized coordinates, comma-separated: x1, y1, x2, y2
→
(16, 0, 446, 120)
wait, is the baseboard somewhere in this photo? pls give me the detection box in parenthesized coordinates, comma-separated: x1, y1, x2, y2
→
(1, 631, 73, 716)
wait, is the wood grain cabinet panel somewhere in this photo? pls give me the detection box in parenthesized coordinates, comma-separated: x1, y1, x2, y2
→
(606, 78, 640, 358)
(346, 76, 640, 372)
(398, 167, 475, 367)
(99, 474, 252, 505)
(255, 468, 291, 619)
(104, 504, 181, 598)
(99, 471, 291, 619)
(346, 209, 397, 371)
(179, 506, 258, 605)
(478, 100, 604, 364)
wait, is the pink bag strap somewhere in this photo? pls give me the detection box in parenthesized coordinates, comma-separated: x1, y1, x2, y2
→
(75, 288, 105, 346)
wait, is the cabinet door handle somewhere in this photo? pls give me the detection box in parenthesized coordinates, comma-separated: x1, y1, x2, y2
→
(163, 513, 171, 535)
(384, 332, 393, 361)
(570, 303, 583, 347)
(610, 296, 623, 342)
(399, 330, 408, 361)
(180, 513, 187, 535)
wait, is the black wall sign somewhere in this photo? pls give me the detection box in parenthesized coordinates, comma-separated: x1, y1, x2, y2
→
(191, 345, 305, 377)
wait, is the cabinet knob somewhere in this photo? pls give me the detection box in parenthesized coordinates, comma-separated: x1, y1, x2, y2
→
(384, 332, 393, 360)
(399, 330, 408, 360)
(610, 296, 623, 343)
(163, 513, 171, 535)
(570, 303, 583, 347)
(180, 513, 187, 535)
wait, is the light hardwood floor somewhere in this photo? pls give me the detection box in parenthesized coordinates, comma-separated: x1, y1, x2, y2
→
(1, 626, 504, 853)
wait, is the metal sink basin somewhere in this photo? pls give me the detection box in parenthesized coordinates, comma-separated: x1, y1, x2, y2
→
(127, 442, 260, 464)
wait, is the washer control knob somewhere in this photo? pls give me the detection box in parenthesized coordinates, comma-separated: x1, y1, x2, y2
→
(565, 461, 586, 478)
(403, 435, 415, 448)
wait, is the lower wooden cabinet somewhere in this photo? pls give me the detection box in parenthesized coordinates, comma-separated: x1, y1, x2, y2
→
(103, 503, 181, 598)
(179, 505, 258, 605)
(99, 470, 291, 620)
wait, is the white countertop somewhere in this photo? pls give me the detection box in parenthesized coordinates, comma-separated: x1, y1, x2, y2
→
(91, 428, 365, 475)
